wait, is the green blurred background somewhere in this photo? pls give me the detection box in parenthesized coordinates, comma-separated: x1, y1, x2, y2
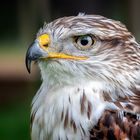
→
(0, 0, 140, 140)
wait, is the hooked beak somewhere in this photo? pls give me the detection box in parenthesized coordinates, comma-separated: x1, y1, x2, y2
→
(25, 40, 48, 73)
(26, 34, 50, 73)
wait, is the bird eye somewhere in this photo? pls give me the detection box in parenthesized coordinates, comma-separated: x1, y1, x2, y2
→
(75, 35, 95, 50)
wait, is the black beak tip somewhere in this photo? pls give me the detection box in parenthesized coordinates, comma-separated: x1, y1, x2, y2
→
(25, 41, 43, 74)
(25, 56, 31, 74)
(25, 46, 32, 74)
(25, 43, 34, 74)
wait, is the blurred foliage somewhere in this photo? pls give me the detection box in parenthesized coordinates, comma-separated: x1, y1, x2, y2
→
(0, 103, 30, 140)
(0, 80, 40, 140)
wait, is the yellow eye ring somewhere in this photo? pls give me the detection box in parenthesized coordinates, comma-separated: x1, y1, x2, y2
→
(75, 35, 96, 50)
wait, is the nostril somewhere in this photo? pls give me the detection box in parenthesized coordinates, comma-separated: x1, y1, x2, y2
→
(41, 43, 49, 51)
(43, 44, 48, 47)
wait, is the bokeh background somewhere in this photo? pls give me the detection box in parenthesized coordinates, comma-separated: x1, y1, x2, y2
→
(0, 0, 140, 139)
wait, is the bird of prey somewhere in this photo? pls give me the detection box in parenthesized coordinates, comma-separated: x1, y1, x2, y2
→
(26, 14, 140, 140)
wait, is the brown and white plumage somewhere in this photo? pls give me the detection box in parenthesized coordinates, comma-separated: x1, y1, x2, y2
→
(90, 110, 140, 140)
(26, 14, 140, 140)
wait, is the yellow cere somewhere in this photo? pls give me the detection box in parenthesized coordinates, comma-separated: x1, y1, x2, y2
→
(44, 52, 88, 60)
(38, 34, 50, 50)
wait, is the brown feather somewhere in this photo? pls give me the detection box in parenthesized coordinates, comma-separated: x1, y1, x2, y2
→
(90, 110, 140, 140)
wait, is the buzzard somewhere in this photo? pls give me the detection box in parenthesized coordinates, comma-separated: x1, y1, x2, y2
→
(26, 14, 140, 140)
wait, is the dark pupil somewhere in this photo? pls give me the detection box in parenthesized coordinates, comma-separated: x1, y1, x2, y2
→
(80, 38, 88, 46)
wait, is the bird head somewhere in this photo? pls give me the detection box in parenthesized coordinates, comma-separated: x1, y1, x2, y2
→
(26, 14, 139, 86)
